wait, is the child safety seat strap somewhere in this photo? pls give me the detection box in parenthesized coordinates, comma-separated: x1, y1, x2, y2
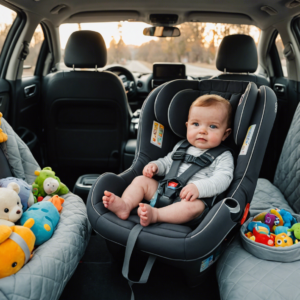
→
(155, 140, 232, 208)
(122, 224, 156, 300)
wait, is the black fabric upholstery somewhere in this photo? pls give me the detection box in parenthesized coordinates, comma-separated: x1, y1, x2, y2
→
(87, 79, 277, 263)
(0, 147, 12, 178)
(216, 34, 257, 73)
(216, 73, 270, 88)
(64, 30, 107, 68)
(43, 67, 129, 170)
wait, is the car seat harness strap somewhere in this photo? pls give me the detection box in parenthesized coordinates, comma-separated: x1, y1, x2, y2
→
(122, 224, 156, 300)
(155, 140, 232, 208)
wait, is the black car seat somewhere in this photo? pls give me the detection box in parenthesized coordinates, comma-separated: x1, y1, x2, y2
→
(87, 79, 276, 296)
(43, 30, 129, 173)
(213, 34, 270, 87)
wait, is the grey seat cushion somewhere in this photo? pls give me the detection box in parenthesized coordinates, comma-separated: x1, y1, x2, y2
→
(217, 236, 300, 300)
(250, 178, 294, 216)
(0, 117, 92, 300)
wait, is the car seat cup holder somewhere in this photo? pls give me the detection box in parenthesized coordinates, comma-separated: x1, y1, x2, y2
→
(224, 197, 240, 214)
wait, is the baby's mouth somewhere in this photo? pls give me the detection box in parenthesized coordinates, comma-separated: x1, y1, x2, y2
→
(197, 138, 206, 142)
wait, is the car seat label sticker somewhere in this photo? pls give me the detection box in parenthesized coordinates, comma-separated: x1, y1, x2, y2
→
(151, 121, 164, 148)
(240, 124, 256, 156)
(200, 255, 214, 272)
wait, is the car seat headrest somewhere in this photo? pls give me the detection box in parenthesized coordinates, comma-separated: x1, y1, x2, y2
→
(64, 30, 107, 68)
(216, 34, 258, 73)
(155, 79, 258, 147)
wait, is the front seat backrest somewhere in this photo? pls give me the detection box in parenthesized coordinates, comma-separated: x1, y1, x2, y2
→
(43, 30, 129, 173)
(213, 34, 270, 87)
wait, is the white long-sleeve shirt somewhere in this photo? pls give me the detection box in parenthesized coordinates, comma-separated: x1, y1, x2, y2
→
(150, 140, 234, 198)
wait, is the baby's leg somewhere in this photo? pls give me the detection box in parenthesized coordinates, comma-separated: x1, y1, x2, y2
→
(103, 175, 158, 220)
(138, 199, 205, 226)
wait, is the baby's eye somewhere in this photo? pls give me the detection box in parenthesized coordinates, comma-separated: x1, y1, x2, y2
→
(193, 122, 199, 126)
(210, 125, 217, 129)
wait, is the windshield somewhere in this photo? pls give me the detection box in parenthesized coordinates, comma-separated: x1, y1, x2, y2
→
(59, 22, 260, 77)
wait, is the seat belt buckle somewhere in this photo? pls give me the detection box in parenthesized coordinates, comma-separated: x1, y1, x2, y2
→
(167, 181, 179, 190)
(172, 151, 185, 160)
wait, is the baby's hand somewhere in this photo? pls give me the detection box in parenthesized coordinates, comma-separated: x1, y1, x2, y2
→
(180, 184, 199, 201)
(143, 163, 158, 178)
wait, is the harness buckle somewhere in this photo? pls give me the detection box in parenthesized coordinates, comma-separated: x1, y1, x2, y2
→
(172, 151, 185, 160)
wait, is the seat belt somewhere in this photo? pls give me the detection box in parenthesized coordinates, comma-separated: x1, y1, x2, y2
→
(122, 224, 156, 300)
(155, 140, 233, 208)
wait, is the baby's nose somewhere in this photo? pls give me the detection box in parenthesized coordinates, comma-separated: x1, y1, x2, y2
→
(199, 126, 207, 133)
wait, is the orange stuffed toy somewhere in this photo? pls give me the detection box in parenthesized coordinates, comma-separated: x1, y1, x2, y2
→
(0, 218, 36, 279)
(0, 112, 8, 143)
(46, 195, 64, 213)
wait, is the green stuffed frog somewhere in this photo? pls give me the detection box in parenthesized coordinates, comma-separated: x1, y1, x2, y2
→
(32, 167, 69, 198)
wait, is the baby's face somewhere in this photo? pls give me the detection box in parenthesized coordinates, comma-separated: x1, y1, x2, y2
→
(186, 104, 231, 149)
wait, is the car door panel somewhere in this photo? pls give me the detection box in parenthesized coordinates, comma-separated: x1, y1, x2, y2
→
(0, 79, 11, 119)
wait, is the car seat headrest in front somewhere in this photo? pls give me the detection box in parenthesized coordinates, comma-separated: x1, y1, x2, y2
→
(155, 79, 258, 147)
(216, 34, 258, 73)
(64, 30, 107, 68)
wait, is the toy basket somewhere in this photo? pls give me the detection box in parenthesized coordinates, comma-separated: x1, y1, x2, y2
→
(241, 210, 300, 262)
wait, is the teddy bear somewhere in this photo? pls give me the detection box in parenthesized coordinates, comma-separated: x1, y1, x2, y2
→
(0, 177, 36, 211)
(0, 218, 35, 279)
(33, 167, 69, 198)
(0, 182, 23, 226)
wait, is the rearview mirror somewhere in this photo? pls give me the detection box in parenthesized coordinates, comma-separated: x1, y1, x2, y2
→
(143, 26, 180, 37)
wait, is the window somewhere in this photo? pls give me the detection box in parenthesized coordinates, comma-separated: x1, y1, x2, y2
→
(22, 24, 44, 77)
(59, 22, 260, 77)
(0, 5, 17, 55)
(275, 34, 287, 77)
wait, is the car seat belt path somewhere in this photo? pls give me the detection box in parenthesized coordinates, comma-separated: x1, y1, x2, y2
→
(156, 140, 233, 208)
(122, 224, 156, 300)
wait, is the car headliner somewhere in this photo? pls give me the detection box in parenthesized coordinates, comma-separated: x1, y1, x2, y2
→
(4, 0, 300, 29)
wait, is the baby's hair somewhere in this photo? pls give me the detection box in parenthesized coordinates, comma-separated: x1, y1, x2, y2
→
(189, 94, 232, 128)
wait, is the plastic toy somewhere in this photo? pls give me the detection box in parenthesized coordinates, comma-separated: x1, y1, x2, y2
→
(0, 219, 35, 279)
(0, 112, 8, 143)
(275, 233, 293, 247)
(0, 177, 36, 211)
(46, 195, 64, 213)
(253, 212, 267, 222)
(252, 227, 274, 246)
(247, 221, 270, 234)
(288, 223, 300, 240)
(245, 232, 254, 239)
(0, 182, 23, 226)
(33, 167, 69, 198)
(264, 213, 280, 231)
(20, 201, 60, 246)
(278, 209, 296, 228)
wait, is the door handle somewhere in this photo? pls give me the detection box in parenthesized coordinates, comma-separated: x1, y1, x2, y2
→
(24, 84, 36, 98)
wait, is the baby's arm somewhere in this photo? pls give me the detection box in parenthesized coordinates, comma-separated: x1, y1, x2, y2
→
(188, 151, 234, 199)
(143, 163, 158, 178)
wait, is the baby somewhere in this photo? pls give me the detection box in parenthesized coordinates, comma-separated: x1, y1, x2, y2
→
(103, 94, 234, 226)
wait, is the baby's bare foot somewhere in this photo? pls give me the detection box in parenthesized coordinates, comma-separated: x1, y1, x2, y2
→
(138, 203, 158, 226)
(102, 191, 130, 220)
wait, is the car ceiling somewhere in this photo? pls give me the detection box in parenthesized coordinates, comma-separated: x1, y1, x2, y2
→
(3, 0, 300, 29)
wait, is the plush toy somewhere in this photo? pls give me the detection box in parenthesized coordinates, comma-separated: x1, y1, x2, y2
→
(0, 177, 36, 211)
(278, 209, 296, 228)
(288, 223, 300, 240)
(0, 219, 35, 279)
(264, 213, 280, 231)
(46, 195, 64, 213)
(20, 201, 60, 246)
(252, 227, 275, 246)
(33, 167, 69, 198)
(0, 112, 8, 143)
(270, 209, 284, 231)
(275, 233, 293, 247)
(0, 182, 23, 226)
(274, 226, 288, 235)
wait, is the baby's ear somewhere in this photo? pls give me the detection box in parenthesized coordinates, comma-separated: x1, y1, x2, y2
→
(185, 121, 188, 128)
(222, 128, 232, 141)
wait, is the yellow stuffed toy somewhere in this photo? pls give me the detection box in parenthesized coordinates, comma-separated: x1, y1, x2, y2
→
(0, 112, 8, 143)
(0, 218, 36, 279)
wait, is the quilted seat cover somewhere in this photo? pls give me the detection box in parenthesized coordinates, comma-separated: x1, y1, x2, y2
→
(0, 118, 92, 300)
